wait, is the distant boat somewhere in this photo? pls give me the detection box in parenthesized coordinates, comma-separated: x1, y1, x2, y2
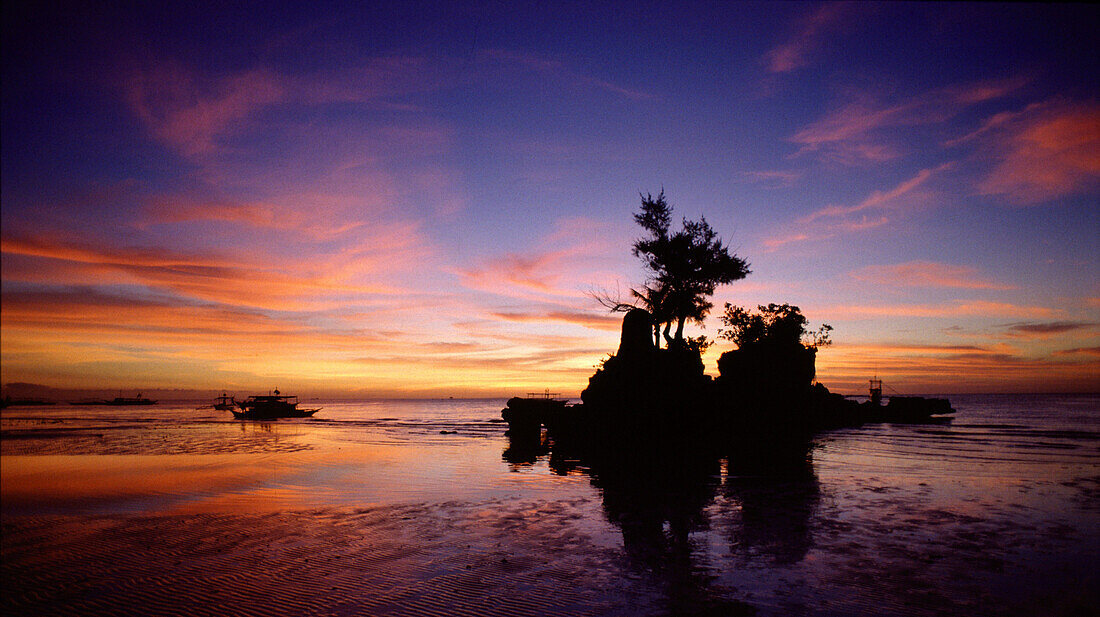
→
(70, 393, 157, 406)
(231, 389, 321, 420)
(1, 396, 56, 408)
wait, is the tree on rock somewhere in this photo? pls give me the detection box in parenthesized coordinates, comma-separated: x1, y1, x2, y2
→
(632, 191, 750, 348)
(717, 303, 832, 350)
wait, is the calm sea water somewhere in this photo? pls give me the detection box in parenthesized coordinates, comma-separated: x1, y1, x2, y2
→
(2, 394, 1098, 616)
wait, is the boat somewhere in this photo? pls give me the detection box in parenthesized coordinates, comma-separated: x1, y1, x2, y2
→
(1, 396, 56, 408)
(231, 389, 321, 420)
(212, 393, 236, 410)
(106, 393, 157, 406)
(70, 393, 157, 406)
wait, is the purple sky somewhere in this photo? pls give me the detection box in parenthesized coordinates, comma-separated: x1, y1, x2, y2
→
(3, 2, 1098, 396)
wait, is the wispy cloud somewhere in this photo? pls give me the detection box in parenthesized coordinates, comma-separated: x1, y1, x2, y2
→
(491, 309, 620, 331)
(142, 194, 367, 239)
(483, 49, 654, 101)
(949, 99, 1100, 204)
(739, 170, 802, 189)
(790, 76, 1031, 164)
(458, 249, 577, 298)
(764, 2, 856, 74)
(1003, 321, 1098, 338)
(0, 232, 413, 311)
(816, 339, 1099, 394)
(1053, 346, 1100, 358)
(126, 66, 285, 155)
(851, 261, 1015, 290)
(456, 216, 622, 302)
(818, 301, 1058, 320)
(763, 164, 947, 249)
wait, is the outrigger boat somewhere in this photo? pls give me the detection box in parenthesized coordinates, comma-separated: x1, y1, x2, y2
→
(71, 393, 157, 406)
(231, 389, 321, 420)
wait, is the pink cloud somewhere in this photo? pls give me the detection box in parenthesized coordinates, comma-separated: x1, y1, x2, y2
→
(126, 66, 285, 155)
(850, 261, 1015, 290)
(790, 77, 1029, 164)
(1003, 321, 1098, 338)
(764, 2, 856, 74)
(818, 301, 1058, 320)
(740, 170, 802, 188)
(491, 309, 621, 331)
(123, 56, 458, 158)
(763, 164, 947, 249)
(142, 195, 365, 239)
(962, 99, 1100, 204)
(0, 232, 411, 311)
(459, 250, 573, 297)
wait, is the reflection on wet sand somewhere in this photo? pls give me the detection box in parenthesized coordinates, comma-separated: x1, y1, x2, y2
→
(3, 396, 1097, 616)
(507, 430, 821, 616)
(724, 445, 819, 566)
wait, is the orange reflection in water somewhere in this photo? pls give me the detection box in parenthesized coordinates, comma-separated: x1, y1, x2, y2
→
(1, 421, 566, 516)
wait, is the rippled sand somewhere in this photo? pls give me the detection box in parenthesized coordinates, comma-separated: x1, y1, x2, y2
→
(2, 396, 1098, 616)
(4, 501, 659, 617)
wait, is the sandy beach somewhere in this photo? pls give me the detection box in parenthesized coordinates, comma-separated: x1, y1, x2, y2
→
(3, 396, 1098, 616)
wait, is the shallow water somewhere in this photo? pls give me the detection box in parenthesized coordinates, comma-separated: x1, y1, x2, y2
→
(2, 394, 1097, 616)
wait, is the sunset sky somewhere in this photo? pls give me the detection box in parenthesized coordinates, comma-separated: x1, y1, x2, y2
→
(3, 2, 1098, 397)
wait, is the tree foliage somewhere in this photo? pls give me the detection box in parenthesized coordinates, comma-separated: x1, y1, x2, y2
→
(717, 303, 832, 350)
(631, 191, 750, 347)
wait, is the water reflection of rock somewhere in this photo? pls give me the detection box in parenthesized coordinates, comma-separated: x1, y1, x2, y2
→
(504, 432, 815, 616)
(724, 441, 820, 565)
(579, 442, 753, 616)
(501, 431, 550, 467)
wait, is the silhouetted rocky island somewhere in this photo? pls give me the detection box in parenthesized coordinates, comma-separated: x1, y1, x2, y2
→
(502, 191, 953, 455)
(502, 307, 954, 454)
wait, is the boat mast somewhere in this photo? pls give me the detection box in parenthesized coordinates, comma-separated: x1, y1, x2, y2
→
(869, 377, 883, 406)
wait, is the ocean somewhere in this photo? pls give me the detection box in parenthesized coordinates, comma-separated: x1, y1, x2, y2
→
(2, 393, 1097, 616)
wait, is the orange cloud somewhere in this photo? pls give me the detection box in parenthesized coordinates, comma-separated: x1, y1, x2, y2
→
(1054, 347, 1100, 358)
(850, 261, 1015, 290)
(491, 309, 621, 331)
(142, 195, 366, 239)
(815, 340, 1099, 394)
(459, 250, 574, 298)
(961, 99, 1100, 204)
(0, 233, 409, 311)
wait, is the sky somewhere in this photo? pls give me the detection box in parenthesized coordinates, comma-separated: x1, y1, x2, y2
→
(2, 1, 1098, 397)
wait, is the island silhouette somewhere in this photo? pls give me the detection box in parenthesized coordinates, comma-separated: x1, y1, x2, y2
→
(502, 190, 954, 458)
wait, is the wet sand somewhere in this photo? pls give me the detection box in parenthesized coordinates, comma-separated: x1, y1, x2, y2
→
(2, 396, 1098, 616)
(4, 501, 648, 617)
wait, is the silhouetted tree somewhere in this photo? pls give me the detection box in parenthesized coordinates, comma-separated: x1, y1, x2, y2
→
(717, 303, 832, 350)
(632, 191, 750, 348)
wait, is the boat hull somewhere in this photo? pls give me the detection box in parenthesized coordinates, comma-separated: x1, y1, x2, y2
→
(230, 407, 320, 420)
